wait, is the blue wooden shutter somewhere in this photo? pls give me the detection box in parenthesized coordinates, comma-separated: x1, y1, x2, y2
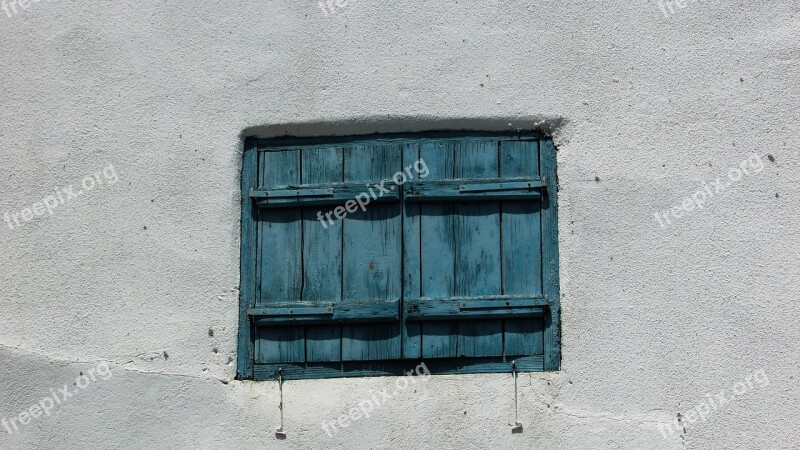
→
(239, 134, 559, 379)
(401, 138, 547, 368)
(249, 143, 403, 369)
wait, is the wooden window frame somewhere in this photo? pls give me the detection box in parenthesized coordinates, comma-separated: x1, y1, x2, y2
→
(236, 131, 560, 380)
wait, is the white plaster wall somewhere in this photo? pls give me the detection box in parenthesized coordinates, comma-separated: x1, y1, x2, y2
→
(0, 0, 797, 448)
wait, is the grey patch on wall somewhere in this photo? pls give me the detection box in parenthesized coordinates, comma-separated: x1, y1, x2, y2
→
(42, 143, 72, 164)
(240, 115, 568, 141)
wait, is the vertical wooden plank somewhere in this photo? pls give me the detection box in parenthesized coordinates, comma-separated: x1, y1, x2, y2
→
(402, 143, 422, 359)
(458, 319, 505, 357)
(419, 141, 459, 358)
(454, 141, 503, 357)
(540, 138, 561, 370)
(504, 319, 544, 356)
(236, 137, 258, 379)
(303, 147, 344, 362)
(257, 149, 305, 363)
(341, 144, 402, 361)
(259, 149, 302, 303)
(305, 325, 340, 362)
(501, 140, 544, 356)
(255, 326, 305, 363)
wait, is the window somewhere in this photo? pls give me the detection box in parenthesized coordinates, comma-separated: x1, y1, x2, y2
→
(237, 132, 560, 380)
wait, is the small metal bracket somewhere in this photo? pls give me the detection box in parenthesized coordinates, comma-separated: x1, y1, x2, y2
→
(510, 361, 523, 433)
(275, 368, 286, 439)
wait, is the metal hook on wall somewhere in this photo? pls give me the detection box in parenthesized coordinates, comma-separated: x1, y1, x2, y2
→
(275, 368, 287, 439)
(510, 361, 523, 433)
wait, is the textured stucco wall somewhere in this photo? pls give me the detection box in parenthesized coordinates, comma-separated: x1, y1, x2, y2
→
(1, 1, 798, 448)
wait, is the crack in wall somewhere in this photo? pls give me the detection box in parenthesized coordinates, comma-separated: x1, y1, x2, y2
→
(0, 342, 231, 384)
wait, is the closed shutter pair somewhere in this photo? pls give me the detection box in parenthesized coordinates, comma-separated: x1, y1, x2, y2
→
(238, 133, 560, 380)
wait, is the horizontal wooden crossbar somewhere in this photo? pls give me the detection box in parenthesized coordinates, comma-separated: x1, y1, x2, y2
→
(250, 296, 548, 324)
(405, 295, 549, 321)
(251, 188, 333, 199)
(251, 177, 546, 208)
(248, 300, 400, 325)
(250, 182, 400, 209)
(253, 355, 544, 380)
(404, 177, 546, 202)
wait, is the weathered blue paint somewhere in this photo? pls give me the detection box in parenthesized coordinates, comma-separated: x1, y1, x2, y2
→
(405, 296, 548, 321)
(416, 140, 458, 358)
(248, 300, 400, 325)
(401, 142, 423, 359)
(404, 177, 545, 202)
(341, 143, 403, 361)
(453, 140, 504, 358)
(250, 182, 401, 209)
(540, 138, 561, 371)
(501, 140, 545, 357)
(236, 137, 258, 380)
(302, 146, 344, 363)
(238, 132, 560, 380)
(255, 355, 545, 380)
(256, 149, 305, 364)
